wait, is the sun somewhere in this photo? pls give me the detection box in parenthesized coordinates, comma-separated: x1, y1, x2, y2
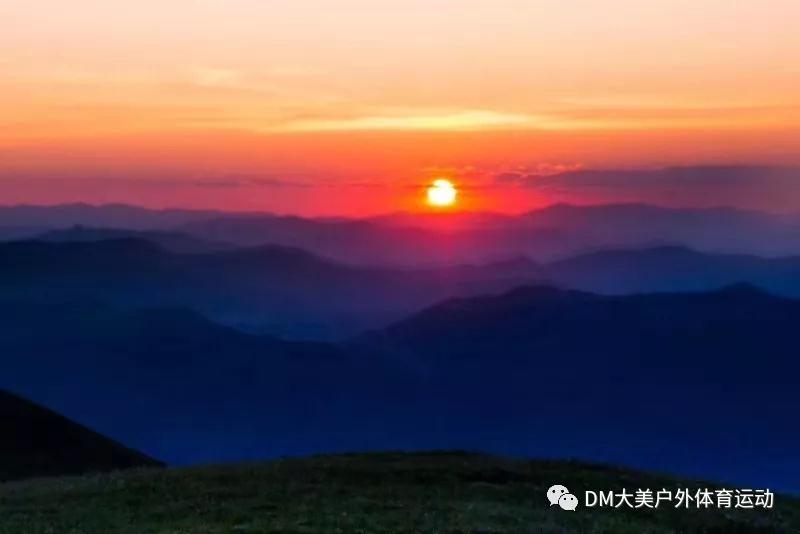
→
(426, 179, 458, 207)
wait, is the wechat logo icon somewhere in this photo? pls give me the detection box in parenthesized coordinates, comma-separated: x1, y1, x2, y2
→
(547, 484, 579, 511)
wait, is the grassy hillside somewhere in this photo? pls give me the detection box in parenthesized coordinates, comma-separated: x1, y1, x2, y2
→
(0, 452, 796, 533)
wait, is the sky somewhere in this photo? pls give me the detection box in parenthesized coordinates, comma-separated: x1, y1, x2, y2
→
(2, 0, 800, 214)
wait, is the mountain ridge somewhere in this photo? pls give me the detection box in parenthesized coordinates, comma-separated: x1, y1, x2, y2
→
(6, 201, 800, 263)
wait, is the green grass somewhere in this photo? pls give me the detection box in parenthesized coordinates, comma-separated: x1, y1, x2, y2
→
(0, 452, 796, 533)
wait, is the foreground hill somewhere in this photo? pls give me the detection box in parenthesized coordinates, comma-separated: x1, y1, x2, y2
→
(0, 389, 162, 481)
(0, 452, 796, 533)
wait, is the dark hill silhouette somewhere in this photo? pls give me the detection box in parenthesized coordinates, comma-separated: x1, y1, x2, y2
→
(0, 389, 162, 481)
(0, 238, 166, 277)
(355, 284, 800, 490)
(364, 283, 800, 371)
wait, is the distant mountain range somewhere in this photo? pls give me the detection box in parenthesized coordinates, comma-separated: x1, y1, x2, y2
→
(35, 226, 233, 253)
(0, 238, 543, 339)
(3, 201, 800, 489)
(0, 388, 162, 481)
(0, 203, 219, 230)
(3, 202, 800, 264)
(3, 235, 800, 340)
(549, 245, 800, 296)
(180, 203, 800, 264)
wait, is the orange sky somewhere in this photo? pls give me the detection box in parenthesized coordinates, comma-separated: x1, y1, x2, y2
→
(2, 0, 800, 214)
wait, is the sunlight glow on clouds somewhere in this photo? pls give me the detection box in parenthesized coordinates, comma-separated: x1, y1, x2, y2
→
(3, 0, 800, 139)
(278, 111, 538, 132)
(2, 0, 800, 212)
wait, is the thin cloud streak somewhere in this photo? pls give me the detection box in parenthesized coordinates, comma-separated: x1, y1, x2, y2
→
(277, 110, 541, 132)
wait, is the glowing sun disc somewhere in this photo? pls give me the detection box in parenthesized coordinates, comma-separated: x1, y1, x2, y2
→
(427, 179, 457, 207)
